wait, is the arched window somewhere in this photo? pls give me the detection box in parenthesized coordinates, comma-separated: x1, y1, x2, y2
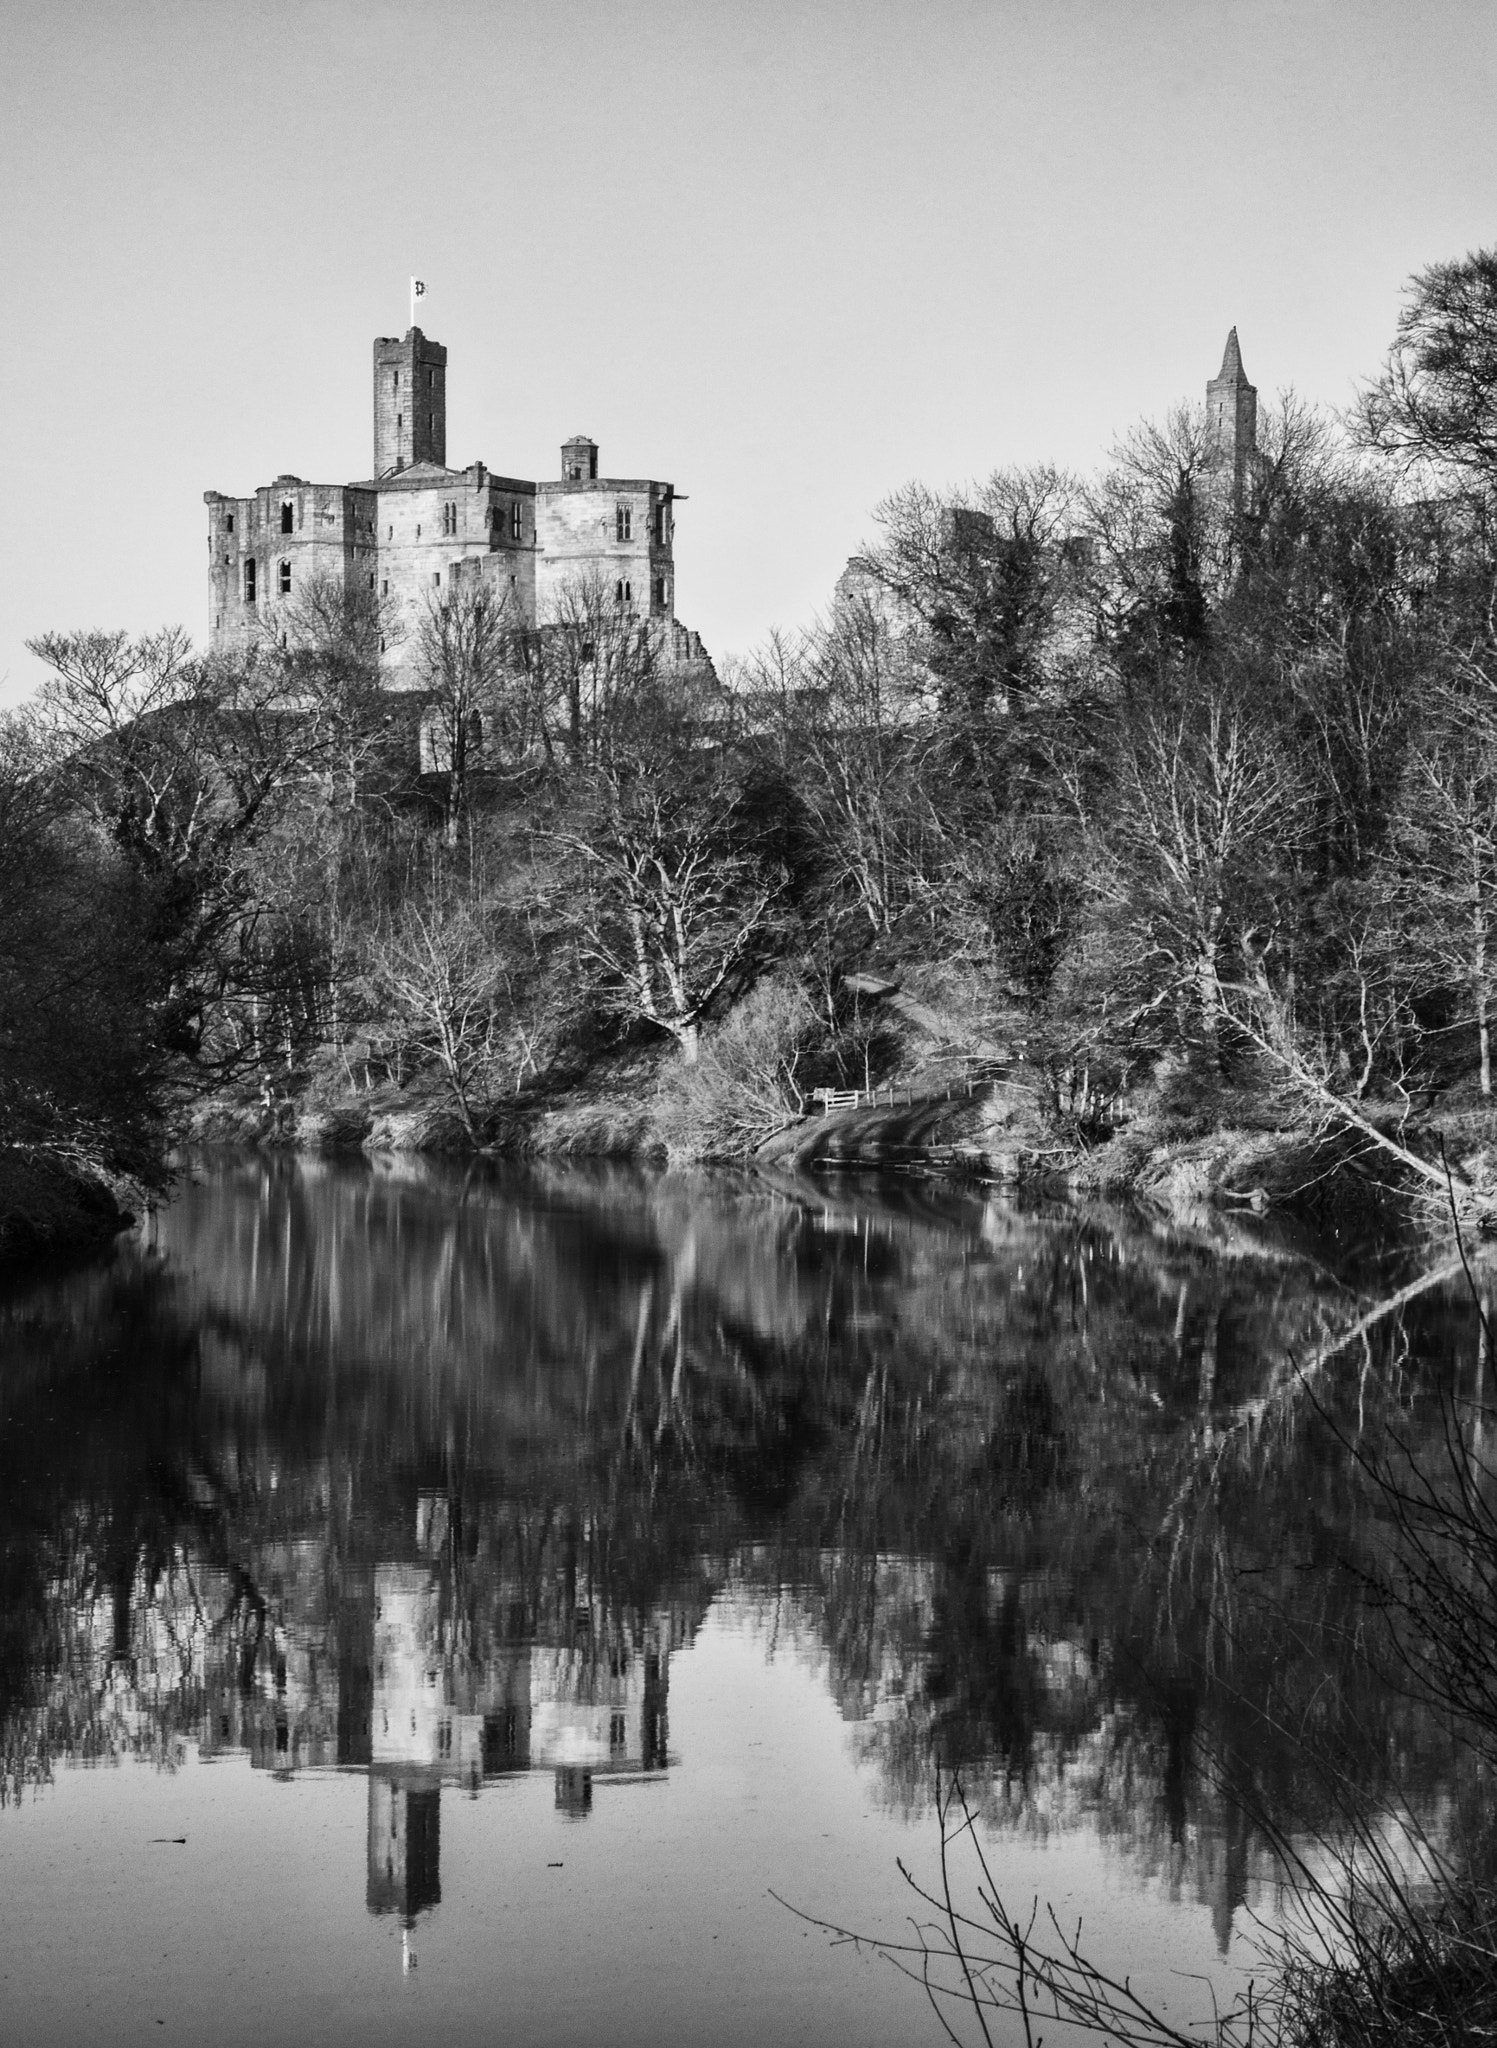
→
(280, 501, 294, 534)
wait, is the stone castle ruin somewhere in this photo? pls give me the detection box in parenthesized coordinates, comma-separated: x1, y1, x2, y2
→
(204, 325, 707, 680)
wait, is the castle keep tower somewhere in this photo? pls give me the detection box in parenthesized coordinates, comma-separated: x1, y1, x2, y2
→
(373, 328, 447, 476)
(1206, 327, 1257, 491)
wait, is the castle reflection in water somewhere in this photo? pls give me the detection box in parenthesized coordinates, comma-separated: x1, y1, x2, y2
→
(74, 1486, 695, 1926)
(3, 1152, 1486, 1965)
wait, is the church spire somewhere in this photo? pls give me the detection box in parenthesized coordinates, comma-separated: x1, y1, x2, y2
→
(1206, 327, 1258, 491)
(1217, 326, 1247, 384)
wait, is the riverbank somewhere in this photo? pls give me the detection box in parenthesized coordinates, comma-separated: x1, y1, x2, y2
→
(0, 1152, 136, 1269)
(173, 1037, 1497, 1230)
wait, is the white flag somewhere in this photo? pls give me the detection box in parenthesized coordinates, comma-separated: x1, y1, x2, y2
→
(410, 277, 428, 328)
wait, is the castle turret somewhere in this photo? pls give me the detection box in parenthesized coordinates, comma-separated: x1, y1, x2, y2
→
(561, 435, 598, 482)
(373, 328, 447, 476)
(1205, 328, 1257, 489)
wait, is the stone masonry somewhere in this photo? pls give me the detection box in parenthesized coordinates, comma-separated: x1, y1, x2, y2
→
(204, 328, 704, 683)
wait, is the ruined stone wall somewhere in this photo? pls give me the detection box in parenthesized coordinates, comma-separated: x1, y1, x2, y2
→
(533, 480, 675, 622)
(373, 467, 537, 683)
(205, 480, 377, 653)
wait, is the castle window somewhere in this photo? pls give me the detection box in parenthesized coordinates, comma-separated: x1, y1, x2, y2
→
(393, 371, 399, 391)
(615, 505, 632, 542)
(653, 574, 667, 607)
(428, 413, 436, 436)
(615, 578, 632, 604)
(280, 501, 293, 534)
(396, 413, 402, 431)
(244, 559, 256, 602)
(278, 560, 291, 595)
(388, 525, 393, 540)
(226, 512, 235, 534)
(428, 369, 434, 389)
(416, 523, 421, 538)
(368, 573, 375, 589)
(432, 571, 441, 586)
(442, 501, 456, 536)
(510, 503, 521, 540)
(382, 580, 389, 596)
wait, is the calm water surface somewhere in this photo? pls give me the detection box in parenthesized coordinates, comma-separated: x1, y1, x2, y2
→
(0, 1153, 1480, 2047)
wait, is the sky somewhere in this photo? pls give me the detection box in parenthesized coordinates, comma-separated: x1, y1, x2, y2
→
(2, 0, 1495, 703)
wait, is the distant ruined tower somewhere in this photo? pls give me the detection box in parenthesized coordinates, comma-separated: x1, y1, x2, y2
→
(1205, 327, 1257, 498)
(373, 328, 447, 476)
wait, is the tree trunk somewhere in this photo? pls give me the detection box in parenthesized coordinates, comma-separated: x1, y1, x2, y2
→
(1474, 855, 1491, 1096)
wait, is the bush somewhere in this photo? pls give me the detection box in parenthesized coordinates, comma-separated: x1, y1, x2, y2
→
(653, 975, 817, 1162)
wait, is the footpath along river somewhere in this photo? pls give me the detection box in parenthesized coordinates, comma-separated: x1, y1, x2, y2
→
(0, 1150, 1481, 2048)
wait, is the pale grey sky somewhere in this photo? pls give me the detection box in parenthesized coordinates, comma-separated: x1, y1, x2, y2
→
(2, 0, 1494, 700)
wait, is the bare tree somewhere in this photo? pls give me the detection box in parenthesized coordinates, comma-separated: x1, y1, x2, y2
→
(1355, 247, 1497, 494)
(543, 570, 669, 766)
(414, 577, 529, 844)
(559, 701, 783, 1062)
(370, 892, 508, 1145)
(744, 595, 944, 936)
(1389, 683, 1497, 1096)
(1076, 669, 1307, 1054)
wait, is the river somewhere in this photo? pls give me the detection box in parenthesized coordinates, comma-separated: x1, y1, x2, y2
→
(0, 1151, 1483, 2047)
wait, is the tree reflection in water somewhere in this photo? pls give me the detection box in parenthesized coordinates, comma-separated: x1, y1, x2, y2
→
(0, 1151, 1483, 1965)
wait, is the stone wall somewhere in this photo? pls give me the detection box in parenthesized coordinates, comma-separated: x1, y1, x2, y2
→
(373, 328, 447, 477)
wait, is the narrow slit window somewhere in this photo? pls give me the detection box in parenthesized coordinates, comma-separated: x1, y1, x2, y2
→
(510, 503, 521, 540)
(245, 559, 257, 602)
(278, 560, 291, 595)
(280, 501, 293, 534)
(226, 512, 235, 534)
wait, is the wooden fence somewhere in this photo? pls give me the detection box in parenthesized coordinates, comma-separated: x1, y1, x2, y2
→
(809, 1064, 1008, 1116)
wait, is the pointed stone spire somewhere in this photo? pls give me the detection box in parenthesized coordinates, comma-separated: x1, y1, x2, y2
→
(1217, 327, 1247, 384)
(1206, 327, 1258, 492)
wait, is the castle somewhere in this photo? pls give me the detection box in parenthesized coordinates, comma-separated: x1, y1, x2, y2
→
(204, 325, 704, 679)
